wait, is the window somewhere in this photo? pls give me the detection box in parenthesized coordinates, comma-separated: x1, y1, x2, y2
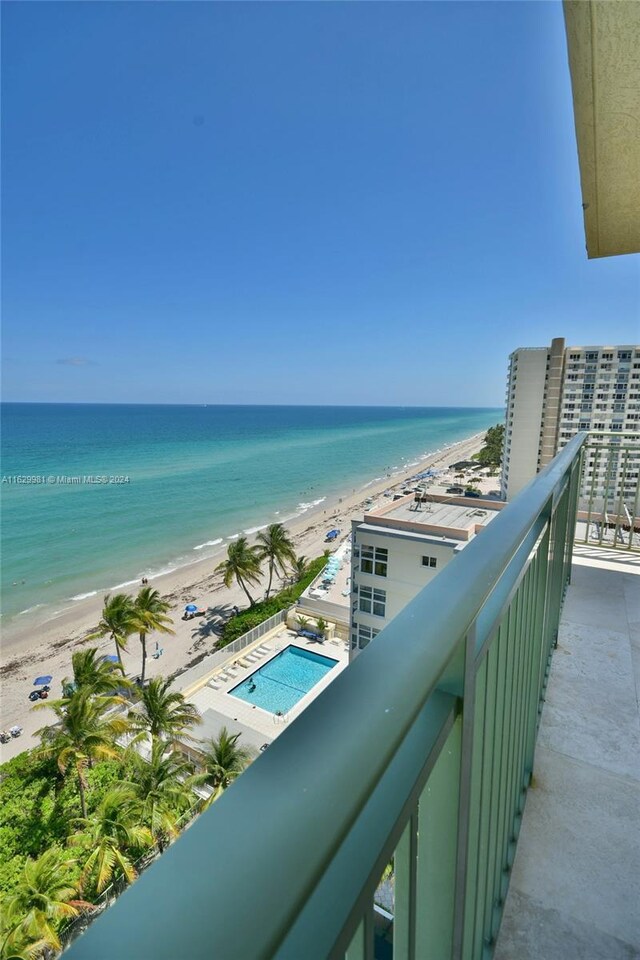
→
(421, 556, 438, 568)
(357, 624, 380, 650)
(586, 352, 598, 361)
(602, 352, 613, 360)
(618, 351, 631, 360)
(359, 585, 386, 617)
(360, 544, 388, 577)
(569, 353, 581, 360)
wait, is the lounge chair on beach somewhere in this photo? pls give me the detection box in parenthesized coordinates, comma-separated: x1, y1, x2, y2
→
(207, 679, 221, 690)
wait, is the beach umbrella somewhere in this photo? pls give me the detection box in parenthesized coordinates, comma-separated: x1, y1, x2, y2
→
(185, 604, 198, 613)
(33, 675, 53, 686)
(100, 655, 119, 664)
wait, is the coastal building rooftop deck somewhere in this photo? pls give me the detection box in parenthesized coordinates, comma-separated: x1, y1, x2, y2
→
(364, 493, 504, 540)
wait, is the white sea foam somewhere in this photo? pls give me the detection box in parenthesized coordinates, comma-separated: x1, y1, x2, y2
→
(16, 603, 46, 616)
(193, 538, 223, 551)
(244, 524, 269, 536)
(295, 497, 327, 514)
(227, 533, 239, 540)
(69, 590, 98, 601)
(110, 578, 140, 590)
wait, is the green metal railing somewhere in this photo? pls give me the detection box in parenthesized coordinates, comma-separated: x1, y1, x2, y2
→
(576, 431, 640, 552)
(66, 434, 585, 960)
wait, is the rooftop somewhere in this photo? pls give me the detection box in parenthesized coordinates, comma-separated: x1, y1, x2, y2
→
(363, 493, 503, 541)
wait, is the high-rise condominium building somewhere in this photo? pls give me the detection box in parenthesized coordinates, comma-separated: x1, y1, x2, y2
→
(501, 338, 640, 501)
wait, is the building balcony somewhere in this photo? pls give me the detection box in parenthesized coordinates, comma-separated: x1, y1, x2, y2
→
(66, 433, 638, 960)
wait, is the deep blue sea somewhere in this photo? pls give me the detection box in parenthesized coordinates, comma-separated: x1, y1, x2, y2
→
(1, 404, 501, 625)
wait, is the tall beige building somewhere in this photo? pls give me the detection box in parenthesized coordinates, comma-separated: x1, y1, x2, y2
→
(501, 339, 640, 500)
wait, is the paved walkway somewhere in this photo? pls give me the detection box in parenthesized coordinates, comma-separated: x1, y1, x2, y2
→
(495, 555, 640, 959)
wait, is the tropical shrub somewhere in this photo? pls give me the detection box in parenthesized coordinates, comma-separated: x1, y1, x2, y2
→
(219, 555, 327, 645)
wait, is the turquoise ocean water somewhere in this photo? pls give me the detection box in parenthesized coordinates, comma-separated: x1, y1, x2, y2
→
(1, 404, 501, 626)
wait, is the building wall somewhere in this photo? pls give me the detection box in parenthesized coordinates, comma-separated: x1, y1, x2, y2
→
(349, 522, 458, 659)
(501, 339, 640, 503)
(502, 347, 549, 500)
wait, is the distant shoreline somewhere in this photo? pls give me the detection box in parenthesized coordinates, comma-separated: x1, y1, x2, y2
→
(2, 430, 485, 646)
(0, 430, 490, 761)
(2, 409, 500, 631)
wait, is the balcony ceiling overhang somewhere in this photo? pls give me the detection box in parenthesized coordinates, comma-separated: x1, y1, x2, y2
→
(563, 1, 640, 258)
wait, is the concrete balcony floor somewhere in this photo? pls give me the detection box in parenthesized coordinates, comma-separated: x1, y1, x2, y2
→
(495, 548, 640, 959)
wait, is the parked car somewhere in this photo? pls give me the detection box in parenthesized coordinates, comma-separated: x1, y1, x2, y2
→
(446, 485, 465, 494)
(464, 489, 482, 498)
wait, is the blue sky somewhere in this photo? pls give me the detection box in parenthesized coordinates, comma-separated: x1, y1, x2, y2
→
(2, 2, 638, 406)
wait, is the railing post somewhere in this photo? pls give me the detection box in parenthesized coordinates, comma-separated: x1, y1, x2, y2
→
(394, 814, 418, 960)
(452, 626, 477, 960)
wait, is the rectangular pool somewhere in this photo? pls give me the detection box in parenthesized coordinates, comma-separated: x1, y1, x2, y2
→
(229, 645, 338, 715)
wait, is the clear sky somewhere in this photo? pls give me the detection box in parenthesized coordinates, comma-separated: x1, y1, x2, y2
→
(2, 1, 638, 406)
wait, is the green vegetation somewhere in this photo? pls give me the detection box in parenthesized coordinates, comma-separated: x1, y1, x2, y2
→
(128, 677, 202, 742)
(133, 587, 174, 686)
(0, 536, 337, 956)
(35, 690, 130, 818)
(473, 423, 504, 470)
(256, 523, 297, 600)
(190, 728, 253, 810)
(0, 654, 241, 958)
(218, 553, 328, 644)
(90, 588, 175, 684)
(89, 593, 137, 668)
(215, 536, 263, 606)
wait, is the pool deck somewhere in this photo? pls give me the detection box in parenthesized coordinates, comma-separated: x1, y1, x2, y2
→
(187, 628, 350, 749)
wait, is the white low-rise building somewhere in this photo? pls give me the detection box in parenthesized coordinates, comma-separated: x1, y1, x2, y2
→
(349, 493, 504, 658)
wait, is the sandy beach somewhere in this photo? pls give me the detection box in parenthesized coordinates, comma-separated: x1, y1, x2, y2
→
(0, 431, 487, 759)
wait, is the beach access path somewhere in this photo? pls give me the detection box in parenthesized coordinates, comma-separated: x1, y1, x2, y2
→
(0, 432, 486, 761)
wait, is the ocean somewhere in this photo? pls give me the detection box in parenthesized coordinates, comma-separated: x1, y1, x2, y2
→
(1, 403, 501, 626)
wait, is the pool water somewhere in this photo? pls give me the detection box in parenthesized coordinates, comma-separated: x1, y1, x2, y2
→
(229, 645, 338, 715)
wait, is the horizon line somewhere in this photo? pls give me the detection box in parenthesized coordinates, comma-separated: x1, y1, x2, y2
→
(0, 400, 505, 410)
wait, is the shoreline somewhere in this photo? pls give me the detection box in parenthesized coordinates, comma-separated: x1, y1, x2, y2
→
(0, 430, 487, 759)
(1, 428, 481, 644)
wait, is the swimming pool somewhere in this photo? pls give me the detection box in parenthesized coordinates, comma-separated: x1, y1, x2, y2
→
(229, 645, 338, 715)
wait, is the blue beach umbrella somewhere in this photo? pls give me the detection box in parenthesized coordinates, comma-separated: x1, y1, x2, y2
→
(33, 675, 53, 686)
(100, 655, 119, 664)
(185, 604, 198, 613)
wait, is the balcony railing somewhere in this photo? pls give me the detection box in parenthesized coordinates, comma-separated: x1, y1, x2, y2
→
(577, 430, 640, 551)
(67, 434, 585, 960)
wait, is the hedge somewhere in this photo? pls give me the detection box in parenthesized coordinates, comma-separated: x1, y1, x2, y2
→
(218, 553, 329, 645)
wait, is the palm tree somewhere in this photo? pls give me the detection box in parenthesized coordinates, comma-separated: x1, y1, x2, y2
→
(215, 537, 262, 607)
(129, 739, 196, 852)
(61, 647, 129, 698)
(128, 677, 201, 742)
(36, 690, 129, 818)
(1, 849, 90, 956)
(190, 727, 253, 810)
(291, 555, 309, 582)
(75, 786, 152, 895)
(88, 593, 136, 668)
(256, 523, 297, 599)
(132, 587, 174, 686)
